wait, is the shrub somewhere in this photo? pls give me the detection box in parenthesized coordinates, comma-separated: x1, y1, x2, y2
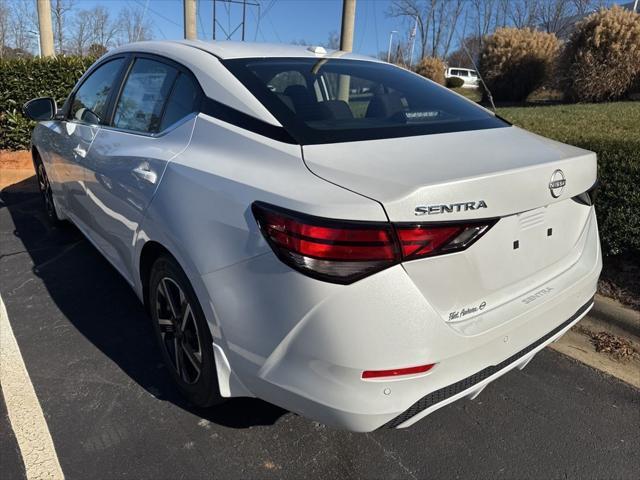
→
(0, 56, 96, 150)
(561, 6, 640, 102)
(446, 76, 465, 88)
(479, 28, 559, 102)
(415, 57, 446, 85)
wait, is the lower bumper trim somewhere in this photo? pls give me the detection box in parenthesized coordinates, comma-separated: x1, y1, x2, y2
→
(380, 297, 594, 429)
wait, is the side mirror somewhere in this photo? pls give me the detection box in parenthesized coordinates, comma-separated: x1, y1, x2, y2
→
(22, 97, 57, 121)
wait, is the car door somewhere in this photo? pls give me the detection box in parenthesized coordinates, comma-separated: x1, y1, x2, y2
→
(459, 69, 470, 86)
(81, 55, 201, 283)
(43, 57, 128, 228)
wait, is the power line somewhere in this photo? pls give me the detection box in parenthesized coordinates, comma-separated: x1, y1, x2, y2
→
(263, 1, 280, 42)
(132, 0, 182, 28)
(250, 1, 262, 41)
(213, 0, 260, 41)
(135, 0, 149, 42)
(198, 0, 207, 39)
(128, 0, 168, 39)
(262, 0, 277, 18)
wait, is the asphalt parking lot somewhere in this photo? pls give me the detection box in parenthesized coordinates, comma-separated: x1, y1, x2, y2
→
(1, 176, 639, 480)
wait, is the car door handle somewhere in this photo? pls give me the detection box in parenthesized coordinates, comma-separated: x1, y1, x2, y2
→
(132, 165, 157, 185)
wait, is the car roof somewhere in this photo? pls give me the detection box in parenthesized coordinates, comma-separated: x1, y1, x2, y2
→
(110, 39, 381, 62)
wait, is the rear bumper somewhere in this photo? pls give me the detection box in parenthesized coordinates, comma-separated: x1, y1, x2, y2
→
(203, 209, 601, 432)
(382, 297, 593, 429)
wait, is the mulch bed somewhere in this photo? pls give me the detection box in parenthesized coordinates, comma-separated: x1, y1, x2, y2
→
(598, 253, 640, 312)
(0, 149, 32, 170)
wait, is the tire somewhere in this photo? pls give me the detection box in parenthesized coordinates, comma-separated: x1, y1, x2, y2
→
(33, 154, 62, 225)
(148, 255, 223, 407)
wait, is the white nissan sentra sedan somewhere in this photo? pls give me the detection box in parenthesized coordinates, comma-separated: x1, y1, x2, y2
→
(24, 41, 601, 431)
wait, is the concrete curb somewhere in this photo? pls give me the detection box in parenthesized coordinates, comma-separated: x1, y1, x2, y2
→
(591, 294, 640, 338)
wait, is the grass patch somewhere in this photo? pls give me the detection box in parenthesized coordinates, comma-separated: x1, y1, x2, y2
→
(451, 87, 482, 102)
(497, 102, 639, 145)
(499, 101, 640, 309)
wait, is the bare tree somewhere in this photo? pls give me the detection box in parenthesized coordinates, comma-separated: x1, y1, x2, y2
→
(388, 0, 436, 60)
(436, 0, 464, 59)
(117, 6, 153, 45)
(571, 0, 603, 17)
(0, 1, 9, 57)
(7, 0, 38, 55)
(90, 6, 119, 50)
(470, 0, 497, 49)
(509, 0, 539, 28)
(52, 0, 74, 55)
(325, 30, 340, 50)
(69, 9, 92, 55)
(447, 35, 483, 68)
(538, 0, 573, 35)
(494, 0, 511, 28)
(388, 0, 464, 60)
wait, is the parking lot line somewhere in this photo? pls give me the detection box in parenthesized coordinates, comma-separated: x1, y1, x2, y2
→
(0, 295, 65, 480)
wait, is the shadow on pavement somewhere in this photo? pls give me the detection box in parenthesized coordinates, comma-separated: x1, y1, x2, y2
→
(0, 175, 287, 429)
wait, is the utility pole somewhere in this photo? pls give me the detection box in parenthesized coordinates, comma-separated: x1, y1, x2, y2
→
(184, 0, 197, 40)
(242, 0, 247, 41)
(408, 16, 417, 68)
(387, 30, 397, 62)
(36, 0, 55, 57)
(213, 0, 216, 39)
(338, 0, 356, 101)
(339, 0, 356, 52)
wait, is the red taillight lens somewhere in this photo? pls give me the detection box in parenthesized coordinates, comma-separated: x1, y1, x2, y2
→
(396, 225, 462, 259)
(362, 363, 435, 379)
(396, 223, 494, 260)
(252, 202, 495, 284)
(252, 203, 398, 283)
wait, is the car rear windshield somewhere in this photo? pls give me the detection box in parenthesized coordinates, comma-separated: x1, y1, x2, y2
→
(223, 58, 508, 145)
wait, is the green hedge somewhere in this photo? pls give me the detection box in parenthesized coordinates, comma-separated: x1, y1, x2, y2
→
(0, 56, 96, 150)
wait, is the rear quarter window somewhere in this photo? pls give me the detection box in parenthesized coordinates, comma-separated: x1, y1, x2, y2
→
(159, 73, 200, 131)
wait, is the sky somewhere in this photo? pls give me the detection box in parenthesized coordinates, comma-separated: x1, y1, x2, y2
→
(69, 0, 405, 58)
(47, 0, 629, 59)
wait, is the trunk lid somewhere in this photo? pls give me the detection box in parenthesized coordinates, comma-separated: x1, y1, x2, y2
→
(302, 126, 596, 222)
(303, 126, 598, 332)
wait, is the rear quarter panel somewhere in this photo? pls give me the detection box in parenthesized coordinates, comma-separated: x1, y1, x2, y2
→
(134, 113, 386, 334)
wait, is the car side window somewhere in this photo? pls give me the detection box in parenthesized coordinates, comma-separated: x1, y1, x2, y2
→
(159, 73, 199, 131)
(70, 58, 125, 125)
(113, 58, 177, 133)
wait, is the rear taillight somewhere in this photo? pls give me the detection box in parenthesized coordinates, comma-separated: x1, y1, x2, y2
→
(252, 202, 495, 284)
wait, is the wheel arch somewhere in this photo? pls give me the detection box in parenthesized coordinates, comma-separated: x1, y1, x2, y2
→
(137, 237, 254, 399)
(31, 144, 40, 162)
(138, 240, 174, 313)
